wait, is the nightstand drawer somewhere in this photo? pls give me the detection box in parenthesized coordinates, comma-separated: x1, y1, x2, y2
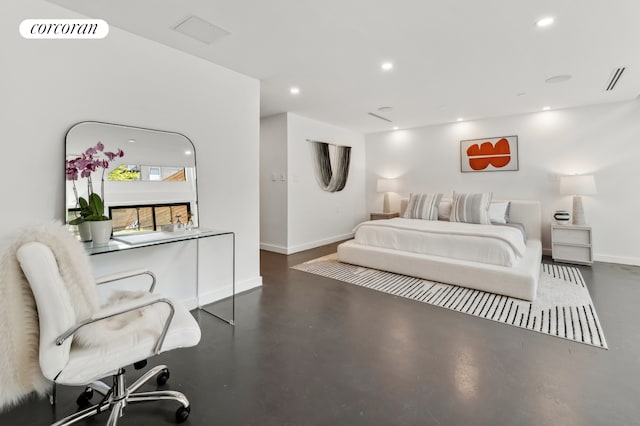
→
(552, 244, 593, 264)
(553, 228, 591, 245)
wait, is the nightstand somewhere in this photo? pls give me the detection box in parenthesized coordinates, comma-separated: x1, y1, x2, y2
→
(551, 224, 593, 265)
(370, 212, 400, 220)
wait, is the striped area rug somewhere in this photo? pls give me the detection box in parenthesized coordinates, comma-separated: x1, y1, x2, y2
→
(292, 254, 607, 349)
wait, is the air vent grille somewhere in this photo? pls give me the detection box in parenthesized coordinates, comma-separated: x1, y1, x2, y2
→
(173, 15, 229, 45)
(367, 112, 392, 123)
(605, 67, 625, 91)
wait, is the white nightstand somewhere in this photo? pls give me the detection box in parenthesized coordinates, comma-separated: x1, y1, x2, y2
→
(551, 224, 593, 265)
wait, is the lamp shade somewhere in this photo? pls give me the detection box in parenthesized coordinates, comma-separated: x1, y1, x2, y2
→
(560, 175, 597, 195)
(377, 178, 398, 193)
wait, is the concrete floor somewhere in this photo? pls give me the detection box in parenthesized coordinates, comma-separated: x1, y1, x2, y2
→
(1, 243, 639, 425)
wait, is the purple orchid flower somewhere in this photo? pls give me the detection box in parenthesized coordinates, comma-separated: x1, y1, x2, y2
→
(66, 168, 78, 181)
(104, 148, 125, 161)
(67, 142, 125, 222)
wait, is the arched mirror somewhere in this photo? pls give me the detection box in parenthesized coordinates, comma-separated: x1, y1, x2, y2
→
(65, 121, 198, 235)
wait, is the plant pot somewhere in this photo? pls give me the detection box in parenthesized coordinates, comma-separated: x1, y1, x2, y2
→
(78, 221, 92, 242)
(90, 220, 113, 245)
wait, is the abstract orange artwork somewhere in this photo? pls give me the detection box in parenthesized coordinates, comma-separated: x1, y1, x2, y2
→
(460, 136, 518, 172)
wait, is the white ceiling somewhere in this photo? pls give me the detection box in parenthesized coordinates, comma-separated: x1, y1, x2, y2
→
(48, 0, 640, 134)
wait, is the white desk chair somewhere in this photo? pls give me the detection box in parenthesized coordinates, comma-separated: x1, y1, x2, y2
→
(17, 241, 201, 425)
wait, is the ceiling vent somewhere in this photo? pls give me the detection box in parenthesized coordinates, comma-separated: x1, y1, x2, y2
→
(367, 112, 392, 123)
(173, 15, 229, 45)
(605, 67, 626, 91)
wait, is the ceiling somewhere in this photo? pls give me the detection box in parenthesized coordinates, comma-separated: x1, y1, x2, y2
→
(48, 0, 640, 134)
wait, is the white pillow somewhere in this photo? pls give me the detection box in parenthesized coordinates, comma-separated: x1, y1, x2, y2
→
(438, 199, 451, 220)
(489, 201, 511, 224)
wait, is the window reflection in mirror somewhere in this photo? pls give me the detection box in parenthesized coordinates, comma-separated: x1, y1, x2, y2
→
(162, 167, 186, 181)
(109, 165, 186, 182)
(110, 203, 191, 234)
(149, 167, 161, 181)
(108, 165, 141, 181)
(112, 206, 154, 232)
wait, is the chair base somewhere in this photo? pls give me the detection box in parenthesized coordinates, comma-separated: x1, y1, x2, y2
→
(52, 365, 190, 426)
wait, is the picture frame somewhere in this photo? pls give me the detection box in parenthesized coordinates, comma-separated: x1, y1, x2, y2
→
(460, 135, 519, 172)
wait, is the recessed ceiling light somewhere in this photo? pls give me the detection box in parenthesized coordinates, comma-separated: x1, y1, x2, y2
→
(393, 126, 399, 130)
(545, 75, 572, 84)
(536, 16, 555, 28)
(516, 92, 526, 97)
(456, 118, 464, 122)
(290, 87, 300, 95)
(542, 106, 551, 111)
(128, 139, 136, 143)
(381, 62, 393, 71)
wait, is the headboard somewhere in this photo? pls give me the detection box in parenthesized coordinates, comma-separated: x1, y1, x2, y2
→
(400, 198, 542, 241)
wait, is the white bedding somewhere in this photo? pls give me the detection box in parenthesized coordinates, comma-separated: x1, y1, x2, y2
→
(353, 218, 527, 267)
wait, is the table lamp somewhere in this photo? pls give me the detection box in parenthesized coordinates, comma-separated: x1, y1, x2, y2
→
(560, 175, 597, 225)
(377, 178, 398, 213)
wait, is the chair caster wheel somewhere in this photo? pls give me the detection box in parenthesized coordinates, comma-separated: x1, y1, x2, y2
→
(175, 405, 190, 423)
(76, 388, 93, 407)
(157, 368, 170, 386)
(133, 360, 148, 370)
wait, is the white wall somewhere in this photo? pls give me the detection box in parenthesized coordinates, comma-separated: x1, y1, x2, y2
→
(365, 100, 640, 265)
(2, 0, 262, 306)
(260, 114, 288, 251)
(287, 113, 366, 253)
(259, 113, 366, 254)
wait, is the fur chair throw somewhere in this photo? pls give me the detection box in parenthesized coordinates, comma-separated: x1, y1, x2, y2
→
(0, 222, 168, 411)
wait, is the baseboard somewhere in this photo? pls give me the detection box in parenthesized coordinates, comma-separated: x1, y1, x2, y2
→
(260, 242, 288, 254)
(180, 296, 200, 311)
(261, 233, 354, 255)
(198, 276, 263, 306)
(285, 233, 354, 254)
(543, 247, 639, 266)
(262, 244, 639, 266)
(594, 254, 640, 266)
(238, 276, 263, 293)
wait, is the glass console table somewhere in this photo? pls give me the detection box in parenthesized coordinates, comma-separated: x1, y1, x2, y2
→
(85, 228, 235, 325)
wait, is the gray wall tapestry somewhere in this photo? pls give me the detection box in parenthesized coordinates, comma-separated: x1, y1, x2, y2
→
(308, 139, 352, 192)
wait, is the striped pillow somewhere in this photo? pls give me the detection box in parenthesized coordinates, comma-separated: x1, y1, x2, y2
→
(449, 192, 493, 224)
(402, 193, 443, 220)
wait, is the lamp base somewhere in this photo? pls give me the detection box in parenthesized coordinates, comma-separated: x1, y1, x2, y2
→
(382, 192, 391, 213)
(572, 196, 586, 225)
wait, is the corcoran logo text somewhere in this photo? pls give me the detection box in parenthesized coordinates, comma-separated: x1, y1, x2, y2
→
(20, 19, 109, 39)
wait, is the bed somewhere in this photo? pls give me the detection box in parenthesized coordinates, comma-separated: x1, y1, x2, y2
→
(337, 199, 542, 301)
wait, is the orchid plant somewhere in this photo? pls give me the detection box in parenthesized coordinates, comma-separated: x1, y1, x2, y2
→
(66, 142, 124, 223)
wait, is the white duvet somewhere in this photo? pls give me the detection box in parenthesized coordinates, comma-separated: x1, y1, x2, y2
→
(353, 218, 527, 267)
